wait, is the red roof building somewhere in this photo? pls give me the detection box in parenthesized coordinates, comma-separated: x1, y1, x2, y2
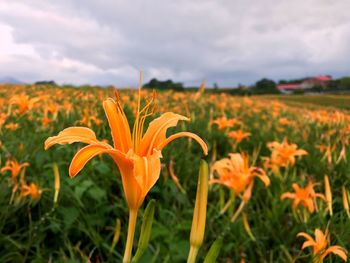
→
(277, 75, 332, 93)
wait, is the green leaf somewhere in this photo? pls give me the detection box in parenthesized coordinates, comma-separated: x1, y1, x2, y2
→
(132, 199, 156, 263)
(203, 239, 223, 263)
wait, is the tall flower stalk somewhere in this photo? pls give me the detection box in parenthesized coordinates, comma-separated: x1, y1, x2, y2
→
(44, 75, 208, 262)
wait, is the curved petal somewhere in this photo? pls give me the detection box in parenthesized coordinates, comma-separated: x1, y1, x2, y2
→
(212, 158, 232, 173)
(209, 178, 233, 189)
(69, 143, 120, 177)
(102, 98, 131, 153)
(301, 241, 316, 250)
(132, 150, 162, 205)
(229, 153, 245, 171)
(292, 198, 301, 209)
(295, 149, 308, 156)
(292, 183, 300, 192)
(321, 246, 347, 261)
(256, 173, 270, 187)
(0, 167, 10, 173)
(45, 127, 100, 150)
(110, 150, 141, 210)
(314, 229, 326, 243)
(305, 198, 315, 213)
(280, 192, 295, 200)
(155, 132, 208, 155)
(138, 112, 189, 155)
(251, 168, 270, 187)
(297, 232, 315, 242)
(242, 181, 254, 201)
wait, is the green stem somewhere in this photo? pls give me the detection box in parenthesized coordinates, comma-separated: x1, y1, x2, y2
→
(220, 194, 235, 215)
(187, 246, 199, 263)
(123, 209, 138, 263)
(231, 201, 245, 223)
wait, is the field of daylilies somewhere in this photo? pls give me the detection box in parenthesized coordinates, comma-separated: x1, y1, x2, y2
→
(0, 82, 349, 263)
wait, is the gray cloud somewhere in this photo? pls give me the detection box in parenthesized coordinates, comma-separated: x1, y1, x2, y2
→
(0, 0, 349, 86)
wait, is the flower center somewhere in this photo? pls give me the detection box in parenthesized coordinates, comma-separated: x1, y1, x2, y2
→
(131, 73, 156, 153)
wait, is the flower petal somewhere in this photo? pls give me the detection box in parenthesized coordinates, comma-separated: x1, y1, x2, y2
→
(297, 232, 315, 243)
(133, 150, 162, 201)
(138, 112, 189, 155)
(280, 192, 295, 200)
(301, 240, 316, 250)
(156, 131, 208, 155)
(242, 181, 254, 201)
(44, 127, 100, 150)
(321, 246, 347, 261)
(69, 143, 115, 177)
(102, 98, 132, 153)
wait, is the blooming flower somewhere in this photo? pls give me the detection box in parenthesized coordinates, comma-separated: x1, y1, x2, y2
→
(45, 90, 207, 210)
(297, 228, 347, 262)
(21, 182, 41, 200)
(212, 117, 241, 130)
(228, 129, 251, 144)
(281, 181, 325, 213)
(1, 159, 29, 186)
(211, 153, 269, 201)
(45, 84, 208, 262)
(10, 93, 40, 115)
(264, 138, 307, 172)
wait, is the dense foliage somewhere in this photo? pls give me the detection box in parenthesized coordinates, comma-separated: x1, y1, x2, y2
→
(0, 84, 349, 262)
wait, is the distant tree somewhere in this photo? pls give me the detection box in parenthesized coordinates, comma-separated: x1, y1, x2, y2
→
(35, 80, 57, 86)
(325, 79, 338, 90)
(143, 78, 184, 91)
(338, 77, 350, 89)
(254, 78, 279, 94)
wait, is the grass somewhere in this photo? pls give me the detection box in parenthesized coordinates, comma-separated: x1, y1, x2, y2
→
(0, 85, 349, 262)
(263, 94, 350, 110)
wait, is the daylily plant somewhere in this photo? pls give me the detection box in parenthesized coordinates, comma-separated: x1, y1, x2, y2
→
(281, 181, 325, 219)
(210, 153, 269, 222)
(297, 228, 347, 262)
(45, 82, 208, 262)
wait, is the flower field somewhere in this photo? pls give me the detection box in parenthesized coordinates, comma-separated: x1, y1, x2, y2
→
(0, 83, 349, 262)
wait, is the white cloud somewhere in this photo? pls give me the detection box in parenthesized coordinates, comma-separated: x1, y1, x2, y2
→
(0, 0, 350, 86)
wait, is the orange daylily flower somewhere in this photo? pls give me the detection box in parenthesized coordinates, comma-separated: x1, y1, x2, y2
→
(281, 182, 325, 213)
(210, 153, 270, 201)
(1, 159, 29, 201)
(212, 117, 241, 130)
(265, 138, 307, 172)
(0, 113, 7, 127)
(4, 122, 19, 131)
(297, 228, 347, 262)
(45, 90, 208, 211)
(1, 159, 29, 180)
(228, 130, 251, 144)
(21, 182, 42, 200)
(10, 93, 40, 114)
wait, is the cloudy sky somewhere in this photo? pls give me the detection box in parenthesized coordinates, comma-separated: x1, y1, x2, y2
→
(0, 0, 349, 87)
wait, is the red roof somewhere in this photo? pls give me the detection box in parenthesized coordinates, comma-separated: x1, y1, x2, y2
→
(311, 75, 332, 81)
(277, 83, 301, 90)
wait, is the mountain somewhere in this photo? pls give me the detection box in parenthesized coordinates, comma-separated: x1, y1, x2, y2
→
(0, 76, 23, 84)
